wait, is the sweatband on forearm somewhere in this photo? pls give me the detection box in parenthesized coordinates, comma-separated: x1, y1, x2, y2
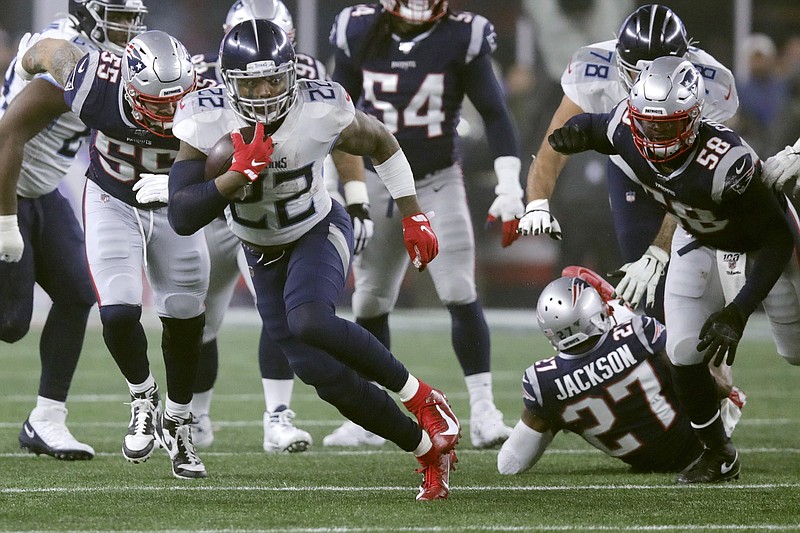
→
(373, 149, 416, 199)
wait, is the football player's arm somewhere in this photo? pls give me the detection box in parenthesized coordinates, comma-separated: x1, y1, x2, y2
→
(330, 48, 364, 103)
(0, 79, 70, 216)
(167, 141, 233, 236)
(18, 38, 84, 88)
(497, 408, 555, 475)
(336, 110, 438, 270)
(517, 95, 585, 240)
(330, 150, 373, 255)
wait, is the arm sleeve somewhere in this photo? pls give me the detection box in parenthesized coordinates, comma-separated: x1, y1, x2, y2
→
(563, 112, 618, 155)
(463, 54, 519, 159)
(168, 159, 230, 235)
(497, 420, 555, 475)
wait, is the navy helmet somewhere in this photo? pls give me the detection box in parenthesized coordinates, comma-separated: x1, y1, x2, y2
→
(68, 0, 148, 54)
(616, 4, 689, 89)
(219, 19, 297, 125)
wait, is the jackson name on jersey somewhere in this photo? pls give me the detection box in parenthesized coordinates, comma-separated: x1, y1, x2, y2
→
(172, 79, 355, 246)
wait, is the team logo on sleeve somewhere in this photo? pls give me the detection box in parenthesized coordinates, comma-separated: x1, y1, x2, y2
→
(724, 154, 754, 196)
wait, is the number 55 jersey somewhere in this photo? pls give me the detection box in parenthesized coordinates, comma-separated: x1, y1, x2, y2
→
(522, 315, 702, 472)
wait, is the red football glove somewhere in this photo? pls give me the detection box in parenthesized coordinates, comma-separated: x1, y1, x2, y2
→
(229, 121, 274, 182)
(402, 212, 438, 272)
(486, 215, 521, 248)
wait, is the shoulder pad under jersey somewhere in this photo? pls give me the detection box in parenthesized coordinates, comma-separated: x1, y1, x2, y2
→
(173, 86, 243, 155)
(295, 79, 355, 138)
(330, 4, 382, 59)
(561, 40, 626, 114)
(687, 47, 738, 123)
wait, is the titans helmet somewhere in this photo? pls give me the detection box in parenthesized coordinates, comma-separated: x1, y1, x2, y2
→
(380, 0, 448, 25)
(616, 4, 689, 90)
(122, 30, 196, 137)
(223, 0, 295, 45)
(536, 277, 611, 352)
(69, 0, 148, 54)
(628, 56, 705, 163)
(219, 19, 297, 125)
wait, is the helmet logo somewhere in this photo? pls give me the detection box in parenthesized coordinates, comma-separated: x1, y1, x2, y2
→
(126, 47, 146, 77)
(248, 60, 277, 72)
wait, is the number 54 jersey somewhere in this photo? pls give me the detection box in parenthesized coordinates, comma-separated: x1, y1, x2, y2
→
(172, 80, 355, 246)
(522, 315, 700, 472)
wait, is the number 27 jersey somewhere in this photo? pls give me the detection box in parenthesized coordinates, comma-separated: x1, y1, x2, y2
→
(523, 316, 697, 472)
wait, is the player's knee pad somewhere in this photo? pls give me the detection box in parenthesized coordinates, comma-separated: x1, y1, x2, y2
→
(351, 288, 395, 318)
(162, 293, 205, 320)
(666, 335, 705, 366)
(285, 301, 335, 344)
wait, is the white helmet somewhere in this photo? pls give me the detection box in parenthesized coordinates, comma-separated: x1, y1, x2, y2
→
(536, 277, 611, 352)
(122, 30, 196, 137)
(69, 0, 148, 54)
(224, 0, 295, 45)
(627, 56, 705, 163)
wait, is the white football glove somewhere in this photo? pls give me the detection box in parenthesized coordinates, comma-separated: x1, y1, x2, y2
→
(762, 139, 800, 196)
(13, 32, 42, 82)
(612, 245, 670, 308)
(133, 173, 169, 204)
(486, 157, 525, 247)
(517, 199, 562, 240)
(343, 180, 373, 255)
(0, 214, 24, 263)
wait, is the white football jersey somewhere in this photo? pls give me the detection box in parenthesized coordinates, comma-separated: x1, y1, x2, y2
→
(561, 39, 738, 123)
(0, 18, 97, 198)
(173, 79, 355, 246)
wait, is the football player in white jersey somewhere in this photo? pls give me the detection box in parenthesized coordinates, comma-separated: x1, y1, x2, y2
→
(184, 0, 325, 453)
(19, 29, 211, 480)
(0, 0, 147, 460)
(168, 19, 460, 501)
(516, 4, 738, 321)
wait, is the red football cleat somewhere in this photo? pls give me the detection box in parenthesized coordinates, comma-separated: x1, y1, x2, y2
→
(415, 449, 457, 501)
(403, 383, 461, 454)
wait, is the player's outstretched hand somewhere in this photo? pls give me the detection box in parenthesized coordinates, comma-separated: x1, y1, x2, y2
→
(0, 215, 24, 263)
(762, 140, 800, 196)
(347, 203, 374, 255)
(486, 195, 524, 248)
(610, 245, 669, 308)
(133, 173, 169, 204)
(516, 199, 562, 240)
(697, 303, 747, 367)
(14, 32, 42, 81)
(402, 212, 438, 271)
(548, 124, 589, 154)
(230, 121, 274, 182)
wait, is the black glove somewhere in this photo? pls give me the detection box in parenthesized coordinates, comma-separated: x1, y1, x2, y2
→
(345, 203, 374, 255)
(548, 124, 590, 154)
(696, 303, 747, 367)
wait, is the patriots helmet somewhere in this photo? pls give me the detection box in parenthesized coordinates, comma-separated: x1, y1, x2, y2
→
(223, 0, 295, 45)
(380, 0, 448, 25)
(537, 276, 611, 352)
(69, 0, 148, 54)
(616, 4, 689, 90)
(122, 30, 196, 137)
(628, 56, 705, 163)
(219, 19, 297, 125)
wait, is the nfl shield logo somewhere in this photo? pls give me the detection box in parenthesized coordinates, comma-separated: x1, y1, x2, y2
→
(626, 191, 636, 203)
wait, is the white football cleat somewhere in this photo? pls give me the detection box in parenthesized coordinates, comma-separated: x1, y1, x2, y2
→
(190, 413, 214, 449)
(323, 420, 386, 447)
(155, 412, 207, 479)
(263, 407, 312, 453)
(19, 405, 94, 461)
(123, 386, 161, 463)
(469, 399, 512, 449)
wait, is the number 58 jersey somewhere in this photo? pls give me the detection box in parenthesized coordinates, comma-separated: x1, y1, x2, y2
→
(172, 80, 355, 246)
(522, 316, 699, 472)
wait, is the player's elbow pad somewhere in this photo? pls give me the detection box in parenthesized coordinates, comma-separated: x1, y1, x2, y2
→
(168, 159, 228, 235)
(497, 420, 554, 475)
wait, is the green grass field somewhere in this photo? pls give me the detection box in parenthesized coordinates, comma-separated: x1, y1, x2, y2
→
(2, 309, 800, 532)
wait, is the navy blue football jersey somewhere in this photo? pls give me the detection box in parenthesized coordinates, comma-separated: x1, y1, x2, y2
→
(523, 316, 700, 472)
(331, 4, 516, 177)
(586, 104, 791, 254)
(63, 50, 179, 208)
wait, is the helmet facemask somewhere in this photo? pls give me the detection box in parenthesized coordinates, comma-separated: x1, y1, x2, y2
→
(71, 0, 148, 54)
(122, 31, 196, 138)
(380, 0, 448, 25)
(222, 59, 297, 125)
(627, 56, 705, 164)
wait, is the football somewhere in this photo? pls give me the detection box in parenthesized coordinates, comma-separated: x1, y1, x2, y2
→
(203, 126, 255, 180)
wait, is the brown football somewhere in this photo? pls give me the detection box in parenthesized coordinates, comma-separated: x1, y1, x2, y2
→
(203, 126, 255, 180)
